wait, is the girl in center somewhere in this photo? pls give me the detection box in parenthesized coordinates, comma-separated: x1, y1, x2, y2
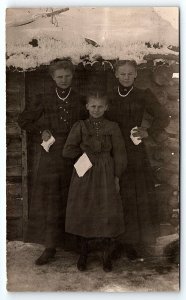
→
(63, 90, 127, 272)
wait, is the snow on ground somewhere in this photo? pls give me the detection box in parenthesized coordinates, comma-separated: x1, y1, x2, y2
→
(7, 240, 179, 292)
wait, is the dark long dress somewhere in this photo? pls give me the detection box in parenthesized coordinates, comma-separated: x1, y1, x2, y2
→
(18, 87, 86, 247)
(107, 86, 170, 245)
(63, 117, 127, 238)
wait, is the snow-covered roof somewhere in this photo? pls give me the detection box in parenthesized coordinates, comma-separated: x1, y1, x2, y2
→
(6, 7, 179, 71)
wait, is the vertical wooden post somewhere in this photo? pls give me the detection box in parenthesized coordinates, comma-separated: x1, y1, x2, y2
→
(19, 72, 28, 239)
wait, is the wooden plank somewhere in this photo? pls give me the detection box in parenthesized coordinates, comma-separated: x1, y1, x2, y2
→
(7, 218, 23, 241)
(7, 176, 22, 183)
(7, 155, 22, 168)
(7, 166, 22, 177)
(6, 123, 21, 135)
(6, 111, 19, 122)
(7, 197, 23, 218)
(7, 182, 22, 196)
(7, 137, 22, 152)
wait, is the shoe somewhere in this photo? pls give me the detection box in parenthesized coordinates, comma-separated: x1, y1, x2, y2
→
(35, 248, 56, 265)
(125, 244, 139, 261)
(77, 254, 87, 271)
(103, 250, 112, 272)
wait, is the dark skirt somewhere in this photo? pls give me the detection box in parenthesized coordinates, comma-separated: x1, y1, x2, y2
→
(65, 153, 124, 238)
(25, 137, 74, 247)
(119, 143, 159, 246)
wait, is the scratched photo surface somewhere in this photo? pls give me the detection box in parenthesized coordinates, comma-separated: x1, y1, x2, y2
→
(6, 7, 179, 292)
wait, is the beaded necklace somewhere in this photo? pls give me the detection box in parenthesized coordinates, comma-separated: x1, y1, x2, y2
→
(56, 87, 71, 101)
(118, 86, 133, 97)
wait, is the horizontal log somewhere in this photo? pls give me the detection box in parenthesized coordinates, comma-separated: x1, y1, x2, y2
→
(152, 130, 169, 143)
(6, 101, 21, 112)
(170, 217, 179, 227)
(7, 166, 22, 177)
(165, 84, 179, 101)
(152, 147, 179, 165)
(6, 71, 25, 84)
(6, 123, 21, 135)
(155, 168, 179, 188)
(7, 151, 21, 159)
(163, 162, 179, 173)
(7, 198, 23, 218)
(6, 86, 20, 93)
(169, 196, 179, 209)
(155, 183, 173, 198)
(6, 176, 22, 183)
(165, 119, 179, 135)
(7, 155, 22, 167)
(166, 101, 179, 117)
(7, 218, 23, 240)
(7, 137, 22, 152)
(162, 137, 179, 152)
(6, 111, 20, 122)
(168, 173, 179, 190)
(7, 182, 22, 196)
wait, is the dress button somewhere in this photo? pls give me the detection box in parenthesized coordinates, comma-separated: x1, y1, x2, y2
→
(60, 117, 63, 119)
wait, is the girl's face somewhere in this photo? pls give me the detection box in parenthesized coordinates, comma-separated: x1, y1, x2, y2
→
(86, 98, 108, 118)
(52, 68, 73, 89)
(115, 64, 137, 87)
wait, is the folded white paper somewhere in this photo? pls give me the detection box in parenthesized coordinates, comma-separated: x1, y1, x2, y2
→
(130, 126, 142, 145)
(74, 153, 93, 177)
(41, 135, 55, 152)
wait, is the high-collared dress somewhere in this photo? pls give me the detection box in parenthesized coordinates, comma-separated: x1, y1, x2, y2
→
(107, 84, 170, 245)
(18, 86, 86, 247)
(63, 117, 127, 238)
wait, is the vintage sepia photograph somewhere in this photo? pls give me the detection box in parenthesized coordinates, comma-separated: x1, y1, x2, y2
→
(6, 6, 179, 292)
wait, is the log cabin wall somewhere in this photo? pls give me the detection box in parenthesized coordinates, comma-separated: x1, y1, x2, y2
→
(7, 72, 27, 240)
(6, 60, 179, 241)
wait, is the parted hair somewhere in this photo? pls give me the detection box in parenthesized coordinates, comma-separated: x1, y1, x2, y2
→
(86, 89, 108, 104)
(49, 59, 75, 76)
(115, 59, 137, 72)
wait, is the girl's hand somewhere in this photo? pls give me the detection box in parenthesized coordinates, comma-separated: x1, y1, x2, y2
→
(132, 127, 148, 139)
(115, 177, 120, 193)
(41, 130, 52, 141)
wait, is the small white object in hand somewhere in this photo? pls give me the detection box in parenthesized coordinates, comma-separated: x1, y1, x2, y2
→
(41, 135, 55, 152)
(130, 126, 142, 145)
(74, 153, 93, 177)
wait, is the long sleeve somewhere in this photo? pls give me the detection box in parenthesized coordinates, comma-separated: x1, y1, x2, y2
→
(18, 94, 44, 135)
(144, 88, 170, 140)
(63, 121, 82, 159)
(111, 123, 127, 177)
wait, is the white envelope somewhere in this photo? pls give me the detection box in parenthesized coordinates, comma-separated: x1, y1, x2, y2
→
(130, 126, 142, 145)
(41, 135, 55, 152)
(74, 153, 93, 177)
